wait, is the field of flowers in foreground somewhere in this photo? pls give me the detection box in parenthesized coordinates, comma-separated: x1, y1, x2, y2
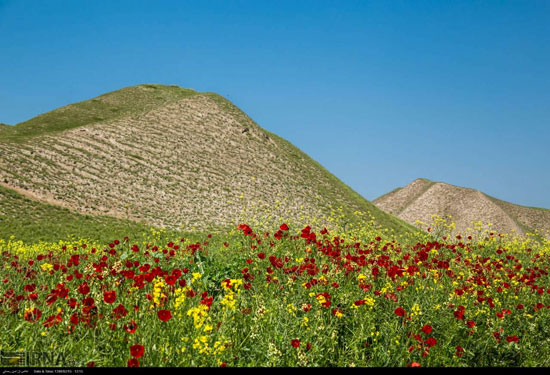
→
(1, 223, 550, 367)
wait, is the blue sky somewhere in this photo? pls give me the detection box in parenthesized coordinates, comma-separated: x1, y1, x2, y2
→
(1, 0, 549, 208)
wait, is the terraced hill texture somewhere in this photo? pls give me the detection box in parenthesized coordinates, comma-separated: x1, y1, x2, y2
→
(374, 178, 550, 236)
(0, 84, 412, 233)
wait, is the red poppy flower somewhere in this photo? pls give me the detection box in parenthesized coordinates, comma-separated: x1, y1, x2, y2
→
(394, 307, 405, 317)
(157, 309, 172, 322)
(421, 324, 433, 335)
(103, 291, 116, 304)
(165, 275, 177, 286)
(24, 308, 42, 322)
(86, 362, 95, 367)
(200, 296, 213, 308)
(280, 223, 289, 231)
(70, 313, 79, 325)
(454, 305, 465, 320)
(113, 304, 128, 319)
(426, 337, 437, 348)
(124, 320, 137, 334)
(291, 339, 300, 348)
(466, 320, 476, 328)
(82, 297, 95, 307)
(506, 335, 519, 343)
(409, 362, 421, 367)
(130, 344, 145, 358)
(24, 284, 36, 292)
(43, 313, 62, 328)
(456, 346, 464, 357)
(127, 358, 139, 367)
(78, 282, 90, 295)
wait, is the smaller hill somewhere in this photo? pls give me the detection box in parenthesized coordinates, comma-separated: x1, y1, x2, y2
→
(374, 178, 550, 236)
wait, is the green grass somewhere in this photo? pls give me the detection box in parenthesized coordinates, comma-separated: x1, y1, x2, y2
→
(0, 84, 197, 142)
(2, 219, 550, 366)
(0, 123, 10, 137)
(0, 184, 169, 243)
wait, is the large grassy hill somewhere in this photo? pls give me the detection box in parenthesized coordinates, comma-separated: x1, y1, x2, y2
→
(0, 84, 414, 238)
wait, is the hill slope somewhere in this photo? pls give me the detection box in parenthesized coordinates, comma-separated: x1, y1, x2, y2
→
(0, 84, 413, 233)
(0, 184, 154, 243)
(0, 85, 195, 141)
(374, 178, 550, 236)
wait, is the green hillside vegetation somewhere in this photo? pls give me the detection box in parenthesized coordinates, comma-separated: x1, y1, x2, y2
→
(0, 184, 158, 243)
(0, 84, 197, 142)
(0, 123, 10, 133)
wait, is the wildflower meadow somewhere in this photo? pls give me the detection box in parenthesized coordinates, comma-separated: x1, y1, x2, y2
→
(1, 213, 550, 367)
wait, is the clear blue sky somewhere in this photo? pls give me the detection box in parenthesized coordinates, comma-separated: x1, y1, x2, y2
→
(1, 0, 549, 208)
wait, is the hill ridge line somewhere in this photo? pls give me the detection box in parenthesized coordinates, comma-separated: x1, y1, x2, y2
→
(397, 179, 437, 215)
